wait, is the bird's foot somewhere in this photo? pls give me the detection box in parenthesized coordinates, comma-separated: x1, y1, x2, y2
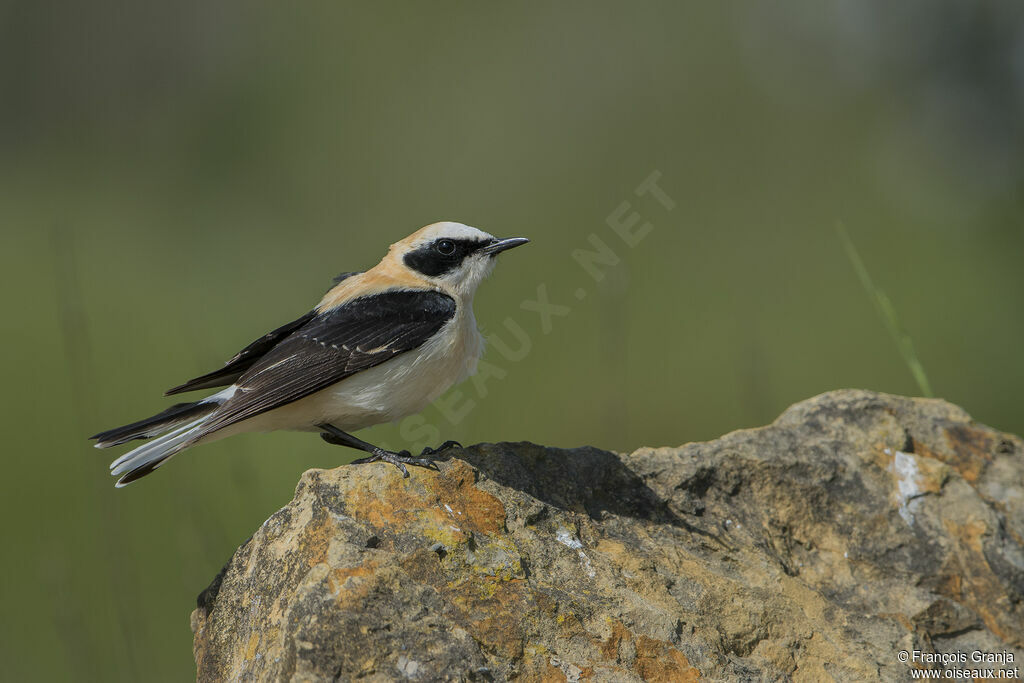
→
(349, 449, 439, 478)
(418, 440, 462, 457)
(318, 428, 457, 477)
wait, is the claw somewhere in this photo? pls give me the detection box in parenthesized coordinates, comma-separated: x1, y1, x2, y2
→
(349, 450, 439, 478)
(419, 440, 463, 457)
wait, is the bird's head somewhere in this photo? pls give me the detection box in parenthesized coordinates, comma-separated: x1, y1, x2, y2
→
(390, 222, 529, 299)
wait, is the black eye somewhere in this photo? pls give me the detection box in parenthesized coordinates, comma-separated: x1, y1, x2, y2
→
(435, 239, 456, 256)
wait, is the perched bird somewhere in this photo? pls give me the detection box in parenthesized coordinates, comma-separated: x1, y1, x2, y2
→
(91, 222, 529, 487)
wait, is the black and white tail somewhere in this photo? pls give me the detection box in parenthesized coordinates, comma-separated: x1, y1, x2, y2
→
(91, 388, 232, 487)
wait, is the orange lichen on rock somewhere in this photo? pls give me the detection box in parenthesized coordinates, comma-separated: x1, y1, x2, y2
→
(298, 512, 335, 567)
(906, 423, 1003, 485)
(635, 634, 700, 683)
(595, 621, 699, 681)
(939, 518, 1022, 646)
(327, 562, 379, 605)
(345, 459, 505, 541)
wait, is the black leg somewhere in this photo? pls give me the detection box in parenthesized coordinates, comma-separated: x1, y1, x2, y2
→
(317, 424, 439, 478)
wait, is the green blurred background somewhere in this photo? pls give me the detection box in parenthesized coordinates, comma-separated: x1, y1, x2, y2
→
(2, 2, 1022, 679)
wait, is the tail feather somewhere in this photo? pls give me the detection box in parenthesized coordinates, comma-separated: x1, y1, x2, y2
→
(109, 415, 209, 487)
(93, 387, 236, 487)
(91, 401, 215, 448)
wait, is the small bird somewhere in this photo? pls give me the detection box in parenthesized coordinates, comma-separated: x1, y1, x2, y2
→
(91, 222, 529, 487)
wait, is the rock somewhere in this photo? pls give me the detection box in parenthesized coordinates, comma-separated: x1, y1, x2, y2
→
(191, 390, 1024, 681)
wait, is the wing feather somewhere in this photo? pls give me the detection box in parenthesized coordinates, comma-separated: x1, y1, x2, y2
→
(166, 271, 364, 396)
(165, 310, 317, 395)
(192, 289, 456, 438)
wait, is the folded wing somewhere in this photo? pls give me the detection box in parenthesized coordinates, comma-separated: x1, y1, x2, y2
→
(166, 272, 363, 396)
(165, 311, 317, 395)
(191, 288, 456, 439)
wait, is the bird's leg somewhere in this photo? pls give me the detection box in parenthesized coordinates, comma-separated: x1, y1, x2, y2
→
(317, 424, 439, 478)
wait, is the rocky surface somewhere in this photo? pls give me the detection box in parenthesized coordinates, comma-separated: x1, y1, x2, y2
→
(191, 390, 1024, 681)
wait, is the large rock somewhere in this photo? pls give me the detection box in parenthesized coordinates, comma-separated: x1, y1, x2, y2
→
(191, 390, 1024, 681)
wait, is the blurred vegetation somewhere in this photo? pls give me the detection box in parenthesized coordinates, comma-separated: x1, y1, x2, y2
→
(1, 2, 1022, 680)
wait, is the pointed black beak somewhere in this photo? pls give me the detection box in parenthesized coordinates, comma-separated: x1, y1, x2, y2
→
(482, 237, 530, 256)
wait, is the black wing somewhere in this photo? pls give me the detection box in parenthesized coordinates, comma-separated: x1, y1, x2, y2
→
(166, 271, 363, 396)
(193, 289, 456, 438)
(166, 310, 317, 395)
